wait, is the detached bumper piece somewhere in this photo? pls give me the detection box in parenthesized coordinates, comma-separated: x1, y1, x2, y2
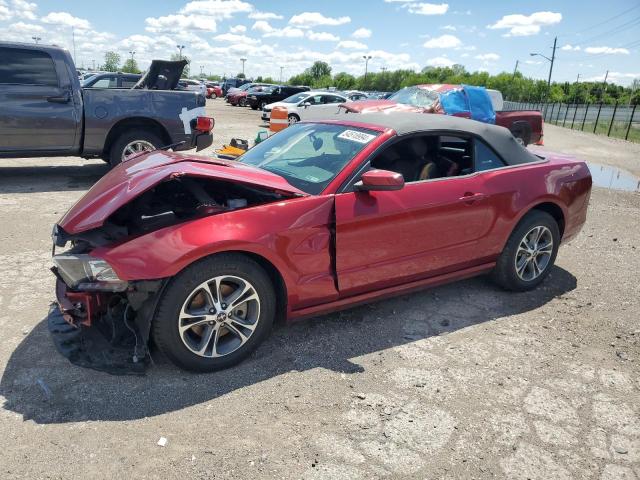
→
(48, 304, 147, 375)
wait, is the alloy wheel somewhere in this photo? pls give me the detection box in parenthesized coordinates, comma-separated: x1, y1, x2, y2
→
(178, 275, 261, 358)
(122, 140, 155, 161)
(514, 225, 553, 281)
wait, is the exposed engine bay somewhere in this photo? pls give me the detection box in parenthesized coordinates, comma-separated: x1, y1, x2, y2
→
(50, 176, 292, 374)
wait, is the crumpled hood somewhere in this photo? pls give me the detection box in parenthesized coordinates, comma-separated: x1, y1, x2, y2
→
(340, 99, 426, 114)
(58, 151, 305, 234)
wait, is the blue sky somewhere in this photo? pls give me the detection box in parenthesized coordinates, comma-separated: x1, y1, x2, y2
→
(1, 0, 638, 85)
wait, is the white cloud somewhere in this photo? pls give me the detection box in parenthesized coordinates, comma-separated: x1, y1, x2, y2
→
(263, 26, 304, 38)
(475, 53, 500, 61)
(307, 31, 339, 41)
(41, 11, 91, 30)
(214, 32, 259, 44)
(352, 27, 372, 39)
(337, 40, 367, 50)
(145, 14, 216, 33)
(584, 46, 630, 55)
(525, 59, 542, 65)
(4, 20, 43, 34)
(11, 0, 37, 20)
(289, 12, 350, 28)
(248, 11, 283, 20)
(251, 20, 273, 33)
(407, 3, 449, 15)
(423, 34, 462, 49)
(488, 11, 561, 36)
(425, 56, 455, 67)
(585, 72, 639, 85)
(561, 44, 580, 51)
(229, 24, 246, 33)
(0, 1, 11, 22)
(180, 0, 252, 17)
(441, 24, 456, 31)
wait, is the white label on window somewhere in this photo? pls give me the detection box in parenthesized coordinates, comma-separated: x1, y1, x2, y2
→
(337, 130, 376, 144)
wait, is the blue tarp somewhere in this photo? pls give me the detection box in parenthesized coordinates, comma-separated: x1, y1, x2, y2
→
(439, 85, 496, 124)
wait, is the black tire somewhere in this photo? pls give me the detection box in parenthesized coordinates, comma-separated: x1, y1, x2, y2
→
(211, 93, 217, 99)
(288, 114, 300, 125)
(492, 210, 560, 292)
(152, 254, 276, 372)
(511, 122, 532, 146)
(108, 129, 162, 167)
(239, 98, 246, 107)
(260, 101, 267, 110)
(251, 105, 259, 110)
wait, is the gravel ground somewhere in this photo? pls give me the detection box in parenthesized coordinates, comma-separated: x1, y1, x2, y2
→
(0, 100, 638, 480)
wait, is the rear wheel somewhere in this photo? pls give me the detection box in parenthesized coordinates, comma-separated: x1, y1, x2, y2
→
(108, 129, 162, 167)
(260, 101, 267, 110)
(492, 211, 560, 291)
(152, 254, 276, 372)
(511, 123, 532, 147)
(239, 98, 247, 107)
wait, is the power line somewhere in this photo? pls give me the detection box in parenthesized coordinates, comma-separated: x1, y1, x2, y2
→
(570, 16, 640, 47)
(560, 3, 640, 38)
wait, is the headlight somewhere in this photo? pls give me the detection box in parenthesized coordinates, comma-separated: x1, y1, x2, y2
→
(53, 254, 128, 292)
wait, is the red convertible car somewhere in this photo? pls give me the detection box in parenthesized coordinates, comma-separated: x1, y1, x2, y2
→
(50, 113, 591, 372)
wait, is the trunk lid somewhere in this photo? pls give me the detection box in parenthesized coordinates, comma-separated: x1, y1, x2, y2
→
(58, 151, 305, 234)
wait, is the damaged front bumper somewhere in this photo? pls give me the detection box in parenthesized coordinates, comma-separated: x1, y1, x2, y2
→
(50, 258, 165, 374)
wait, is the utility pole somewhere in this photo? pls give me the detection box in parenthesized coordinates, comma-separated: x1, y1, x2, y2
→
(240, 57, 247, 76)
(92, 59, 95, 70)
(72, 26, 76, 65)
(573, 73, 581, 103)
(279, 66, 284, 83)
(176, 45, 185, 60)
(512, 59, 519, 79)
(547, 36, 557, 88)
(601, 70, 609, 101)
(129, 51, 135, 61)
(363, 55, 372, 85)
(200, 65, 204, 77)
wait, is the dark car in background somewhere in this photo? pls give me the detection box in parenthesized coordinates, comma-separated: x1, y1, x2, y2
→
(247, 85, 310, 110)
(81, 72, 142, 88)
(0, 42, 214, 166)
(222, 77, 250, 95)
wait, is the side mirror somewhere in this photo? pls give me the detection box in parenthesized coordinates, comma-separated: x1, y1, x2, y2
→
(301, 102, 311, 108)
(354, 169, 404, 192)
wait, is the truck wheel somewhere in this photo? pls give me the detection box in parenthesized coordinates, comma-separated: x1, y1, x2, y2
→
(511, 123, 532, 147)
(152, 253, 276, 372)
(109, 129, 162, 167)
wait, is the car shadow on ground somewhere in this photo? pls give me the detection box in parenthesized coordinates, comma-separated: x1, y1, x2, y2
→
(0, 267, 576, 424)
(0, 163, 108, 194)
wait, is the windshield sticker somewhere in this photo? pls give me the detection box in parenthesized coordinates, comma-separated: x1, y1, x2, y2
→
(337, 130, 376, 144)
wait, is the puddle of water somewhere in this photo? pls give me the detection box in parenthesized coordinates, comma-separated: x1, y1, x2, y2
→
(587, 163, 640, 193)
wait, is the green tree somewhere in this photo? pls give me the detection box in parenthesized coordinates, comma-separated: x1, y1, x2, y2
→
(103, 51, 120, 72)
(333, 72, 357, 90)
(237, 72, 246, 79)
(309, 61, 331, 80)
(121, 58, 140, 74)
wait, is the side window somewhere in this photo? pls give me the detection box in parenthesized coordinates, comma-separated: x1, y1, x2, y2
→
(92, 77, 117, 88)
(474, 139, 506, 171)
(325, 95, 345, 104)
(121, 77, 138, 88)
(0, 47, 58, 86)
(306, 95, 323, 105)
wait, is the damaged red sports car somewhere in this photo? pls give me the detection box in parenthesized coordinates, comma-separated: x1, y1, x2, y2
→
(50, 113, 592, 372)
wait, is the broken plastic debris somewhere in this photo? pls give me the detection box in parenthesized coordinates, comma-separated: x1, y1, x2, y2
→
(157, 437, 168, 447)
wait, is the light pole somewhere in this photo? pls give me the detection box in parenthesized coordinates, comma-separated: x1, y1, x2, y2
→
(200, 65, 204, 77)
(240, 57, 247, 77)
(280, 66, 284, 83)
(129, 51, 135, 61)
(363, 55, 372, 86)
(176, 44, 185, 60)
(530, 36, 557, 89)
(31, 36, 41, 44)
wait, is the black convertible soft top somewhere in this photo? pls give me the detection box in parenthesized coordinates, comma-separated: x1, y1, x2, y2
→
(326, 112, 541, 166)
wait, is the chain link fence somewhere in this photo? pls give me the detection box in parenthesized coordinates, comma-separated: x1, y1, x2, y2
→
(503, 101, 639, 143)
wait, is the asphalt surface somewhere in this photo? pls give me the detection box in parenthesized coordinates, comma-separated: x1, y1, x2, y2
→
(0, 100, 638, 479)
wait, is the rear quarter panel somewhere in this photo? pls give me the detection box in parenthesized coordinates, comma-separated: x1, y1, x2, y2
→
(477, 155, 591, 260)
(81, 89, 204, 155)
(93, 195, 339, 312)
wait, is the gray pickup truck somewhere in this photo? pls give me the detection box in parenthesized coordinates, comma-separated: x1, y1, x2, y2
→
(0, 42, 214, 166)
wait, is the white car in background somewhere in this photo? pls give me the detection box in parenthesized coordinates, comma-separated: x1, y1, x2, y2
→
(179, 79, 207, 97)
(262, 91, 347, 125)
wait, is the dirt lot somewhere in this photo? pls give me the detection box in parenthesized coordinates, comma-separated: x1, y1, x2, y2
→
(0, 101, 638, 480)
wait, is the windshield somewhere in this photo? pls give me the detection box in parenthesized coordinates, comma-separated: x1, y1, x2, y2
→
(388, 86, 439, 108)
(282, 92, 310, 103)
(239, 123, 380, 194)
(238, 83, 252, 91)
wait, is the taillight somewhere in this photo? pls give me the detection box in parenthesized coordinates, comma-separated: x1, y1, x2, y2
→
(195, 116, 214, 132)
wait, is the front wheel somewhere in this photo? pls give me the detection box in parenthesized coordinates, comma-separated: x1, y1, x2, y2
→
(152, 254, 276, 372)
(239, 98, 246, 107)
(260, 101, 267, 110)
(288, 114, 300, 125)
(492, 211, 560, 291)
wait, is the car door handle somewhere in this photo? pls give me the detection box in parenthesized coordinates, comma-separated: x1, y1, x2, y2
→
(459, 192, 487, 204)
(47, 93, 71, 104)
